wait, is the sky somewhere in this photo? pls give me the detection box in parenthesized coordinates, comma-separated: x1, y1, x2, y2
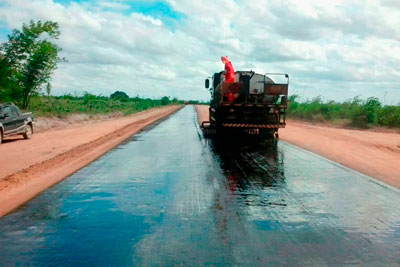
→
(0, 0, 399, 104)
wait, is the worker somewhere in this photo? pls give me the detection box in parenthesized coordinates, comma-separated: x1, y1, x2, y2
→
(221, 56, 235, 83)
(220, 56, 235, 102)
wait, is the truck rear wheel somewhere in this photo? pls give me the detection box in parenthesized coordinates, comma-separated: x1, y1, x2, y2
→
(259, 129, 274, 140)
(0, 129, 3, 144)
(23, 124, 33, 139)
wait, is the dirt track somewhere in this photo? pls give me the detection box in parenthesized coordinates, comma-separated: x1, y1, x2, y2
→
(0, 105, 181, 217)
(195, 105, 400, 189)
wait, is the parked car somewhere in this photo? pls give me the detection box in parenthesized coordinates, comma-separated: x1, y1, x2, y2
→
(0, 103, 34, 144)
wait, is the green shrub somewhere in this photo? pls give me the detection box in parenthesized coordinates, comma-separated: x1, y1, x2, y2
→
(287, 96, 400, 129)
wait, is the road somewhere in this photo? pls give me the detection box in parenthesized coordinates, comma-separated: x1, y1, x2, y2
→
(0, 106, 399, 266)
(195, 105, 400, 189)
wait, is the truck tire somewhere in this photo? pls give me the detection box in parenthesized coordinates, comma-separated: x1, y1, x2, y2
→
(23, 124, 33, 140)
(0, 129, 3, 144)
(259, 129, 274, 140)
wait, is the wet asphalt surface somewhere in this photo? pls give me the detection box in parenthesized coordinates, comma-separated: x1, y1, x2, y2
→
(0, 106, 400, 266)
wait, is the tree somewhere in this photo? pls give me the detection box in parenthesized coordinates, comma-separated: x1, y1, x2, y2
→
(46, 82, 51, 96)
(0, 54, 19, 102)
(0, 20, 64, 108)
(160, 96, 170, 105)
(0, 55, 11, 101)
(110, 91, 129, 99)
(363, 97, 381, 124)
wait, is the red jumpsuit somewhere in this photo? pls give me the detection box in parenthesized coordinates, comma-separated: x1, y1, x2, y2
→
(224, 60, 235, 83)
(220, 56, 235, 102)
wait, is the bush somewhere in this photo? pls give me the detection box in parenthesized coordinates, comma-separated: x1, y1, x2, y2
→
(110, 91, 129, 99)
(161, 96, 171, 105)
(287, 96, 400, 129)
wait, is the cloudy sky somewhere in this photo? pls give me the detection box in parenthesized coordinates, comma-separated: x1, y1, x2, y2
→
(0, 0, 399, 103)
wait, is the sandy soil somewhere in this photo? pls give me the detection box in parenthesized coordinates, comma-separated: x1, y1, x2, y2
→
(0, 105, 181, 217)
(195, 105, 400, 189)
(33, 113, 124, 133)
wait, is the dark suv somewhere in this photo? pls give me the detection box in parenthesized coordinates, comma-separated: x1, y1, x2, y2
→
(0, 103, 34, 144)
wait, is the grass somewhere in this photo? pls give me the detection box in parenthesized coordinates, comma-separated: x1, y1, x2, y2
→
(25, 94, 183, 118)
(287, 95, 400, 129)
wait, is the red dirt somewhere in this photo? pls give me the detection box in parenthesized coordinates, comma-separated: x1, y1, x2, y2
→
(195, 105, 400, 189)
(0, 105, 181, 217)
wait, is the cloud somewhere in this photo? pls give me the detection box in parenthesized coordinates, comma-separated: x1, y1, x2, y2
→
(96, 1, 130, 11)
(0, 0, 399, 103)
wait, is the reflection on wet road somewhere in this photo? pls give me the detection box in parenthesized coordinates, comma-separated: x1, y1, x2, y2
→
(1, 106, 399, 266)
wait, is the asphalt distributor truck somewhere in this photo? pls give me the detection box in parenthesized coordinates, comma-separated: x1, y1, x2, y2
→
(202, 71, 289, 139)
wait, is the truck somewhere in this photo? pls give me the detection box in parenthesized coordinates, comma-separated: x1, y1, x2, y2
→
(0, 103, 34, 144)
(203, 71, 289, 139)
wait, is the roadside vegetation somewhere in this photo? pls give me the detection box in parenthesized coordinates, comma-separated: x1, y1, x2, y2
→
(287, 95, 400, 129)
(28, 94, 183, 117)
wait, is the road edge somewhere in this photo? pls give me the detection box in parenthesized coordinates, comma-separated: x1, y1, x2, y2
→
(280, 141, 400, 194)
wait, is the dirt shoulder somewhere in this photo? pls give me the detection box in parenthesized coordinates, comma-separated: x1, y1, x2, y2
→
(195, 105, 400, 189)
(33, 113, 124, 133)
(0, 105, 182, 217)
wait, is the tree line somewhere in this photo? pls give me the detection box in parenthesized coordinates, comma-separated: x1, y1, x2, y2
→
(26, 93, 184, 117)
